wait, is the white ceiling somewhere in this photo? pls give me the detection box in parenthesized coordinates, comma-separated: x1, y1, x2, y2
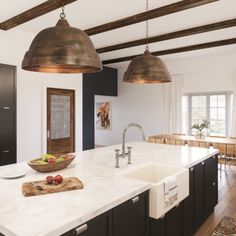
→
(1, 0, 236, 67)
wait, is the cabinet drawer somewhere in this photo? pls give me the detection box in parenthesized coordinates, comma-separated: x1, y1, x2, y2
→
(113, 191, 149, 236)
(61, 211, 112, 236)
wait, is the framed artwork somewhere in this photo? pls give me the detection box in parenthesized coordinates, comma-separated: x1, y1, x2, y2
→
(96, 102, 111, 130)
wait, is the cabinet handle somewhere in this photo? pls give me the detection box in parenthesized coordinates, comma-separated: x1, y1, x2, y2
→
(176, 203, 180, 208)
(132, 196, 139, 204)
(190, 167, 194, 171)
(2, 106, 10, 110)
(74, 224, 88, 235)
(2, 150, 10, 153)
(161, 214, 165, 219)
(202, 162, 205, 165)
(213, 156, 216, 159)
(212, 182, 216, 186)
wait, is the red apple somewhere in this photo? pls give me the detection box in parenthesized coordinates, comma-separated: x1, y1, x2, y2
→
(46, 175, 54, 184)
(54, 175, 63, 184)
(47, 158, 56, 163)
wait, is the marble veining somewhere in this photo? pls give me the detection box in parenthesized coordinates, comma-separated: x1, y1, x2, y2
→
(0, 142, 218, 236)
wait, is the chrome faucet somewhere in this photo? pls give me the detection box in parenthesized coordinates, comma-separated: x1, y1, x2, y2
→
(114, 123, 146, 168)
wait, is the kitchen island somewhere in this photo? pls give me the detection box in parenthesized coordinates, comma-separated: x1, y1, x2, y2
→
(0, 142, 218, 236)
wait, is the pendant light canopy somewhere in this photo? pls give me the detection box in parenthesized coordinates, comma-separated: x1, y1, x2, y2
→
(22, 7, 102, 73)
(123, 0, 171, 83)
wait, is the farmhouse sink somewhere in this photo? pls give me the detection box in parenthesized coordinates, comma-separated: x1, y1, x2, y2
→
(124, 164, 189, 219)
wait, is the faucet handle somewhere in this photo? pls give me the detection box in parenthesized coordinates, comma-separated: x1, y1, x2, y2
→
(114, 149, 120, 168)
(127, 146, 132, 165)
(114, 149, 120, 154)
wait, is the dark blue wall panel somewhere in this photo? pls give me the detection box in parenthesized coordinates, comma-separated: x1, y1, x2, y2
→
(83, 67, 118, 150)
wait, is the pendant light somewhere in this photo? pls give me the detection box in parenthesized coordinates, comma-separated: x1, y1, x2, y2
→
(123, 0, 171, 83)
(22, 5, 102, 73)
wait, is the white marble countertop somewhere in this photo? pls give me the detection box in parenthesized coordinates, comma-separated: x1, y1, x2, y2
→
(0, 142, 218, 236)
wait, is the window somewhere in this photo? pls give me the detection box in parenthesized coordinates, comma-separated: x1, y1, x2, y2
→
(182, 92, 232, 137)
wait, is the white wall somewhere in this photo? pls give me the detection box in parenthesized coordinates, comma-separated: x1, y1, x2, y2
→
(165, 52, 236, 93)
(95, 67, 164, 146)
(0, 29, 83, 162)
(95, 52, 236, 146)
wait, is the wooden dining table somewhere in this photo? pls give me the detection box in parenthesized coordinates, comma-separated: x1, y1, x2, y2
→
(148, 134, 236, 156)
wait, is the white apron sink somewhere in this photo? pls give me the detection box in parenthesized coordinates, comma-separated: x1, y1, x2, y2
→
(124, 164, 189, 219)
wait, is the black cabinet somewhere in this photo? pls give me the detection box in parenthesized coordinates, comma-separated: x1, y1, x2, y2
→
(150, 154, 218, 236)
(182, 167, 194, 236)
(194, 161, 205, 228)
(113, 191, 149, 236)
(61, 191, 149, 236)
(61, 211, 112, 236)
(204, 155, 218, 216)
(166, 205, 181, 236)
(150, 205, 181, 236)
(150, 216, 165, 236)
(0, 64, 16, 166)
(182, 154, 218, 236)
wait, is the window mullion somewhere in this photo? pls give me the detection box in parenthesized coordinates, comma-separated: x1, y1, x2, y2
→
(189, 95, 192, 135)
(207, 95, 210, 136)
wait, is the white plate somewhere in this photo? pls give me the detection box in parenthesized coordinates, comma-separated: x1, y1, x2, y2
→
(0, 170, 26, 179)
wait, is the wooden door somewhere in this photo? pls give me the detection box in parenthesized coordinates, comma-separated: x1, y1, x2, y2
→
(47, 88, 75, 155)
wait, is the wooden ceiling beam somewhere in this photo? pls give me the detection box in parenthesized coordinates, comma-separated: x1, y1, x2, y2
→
(0, 0, 78, 30)
(102, 38, 236, 65)
(85, 0, 219, 36)
(97, 18, 236, 53)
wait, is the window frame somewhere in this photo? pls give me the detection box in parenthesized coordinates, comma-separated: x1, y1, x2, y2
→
(183, 91, 232, 137)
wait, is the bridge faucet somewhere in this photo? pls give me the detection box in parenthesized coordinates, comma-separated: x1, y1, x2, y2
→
(114, 123, 145, 168)
(122, 123, 146, 157)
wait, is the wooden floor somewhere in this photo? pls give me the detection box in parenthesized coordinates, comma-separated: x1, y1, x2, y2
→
(194, 164, 236, 236)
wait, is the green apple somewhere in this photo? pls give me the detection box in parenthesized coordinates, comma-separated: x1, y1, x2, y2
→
(36, 160, 48, 165)
(56, 157, 65, 162)
(42, 154, 56, 162)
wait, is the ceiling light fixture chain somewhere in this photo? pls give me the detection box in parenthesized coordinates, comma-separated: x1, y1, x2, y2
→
(60, 1, 66, 19)
(145, 0, 149, 51)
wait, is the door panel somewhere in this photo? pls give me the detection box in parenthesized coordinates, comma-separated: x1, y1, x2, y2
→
(194, 162, 205, 228)
(0, 64, 16, 166)
(47, 88, 75, 155)
(182, 168, 194, 236)
(0, 65, 15, 107)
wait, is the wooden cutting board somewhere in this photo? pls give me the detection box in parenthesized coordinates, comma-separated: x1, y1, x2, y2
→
(22, 177, 84, 197)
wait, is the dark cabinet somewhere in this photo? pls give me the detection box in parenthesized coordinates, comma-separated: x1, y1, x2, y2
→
(150, 205, 181, 236)
(113, 191, 149, 236)
(166, 205, 181, 236)
(150, 216, 165, 236)
(61, 211, 112, 236)
(61, 191, 149, 236)
(150, 154, 218, 236)
(182, 154, 218, 236)
(194, 161, 205, 228)
(204, 155, 218, 216)
(182, 167, 194, 236)
(0, 64, 16, 166)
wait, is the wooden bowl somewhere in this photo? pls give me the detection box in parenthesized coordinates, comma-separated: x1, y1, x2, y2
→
(27, 154, 75, 173)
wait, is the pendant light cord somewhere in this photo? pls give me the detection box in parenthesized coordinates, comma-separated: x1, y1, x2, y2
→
(145, 0, 149, 51)
(60, 1, 66, 19)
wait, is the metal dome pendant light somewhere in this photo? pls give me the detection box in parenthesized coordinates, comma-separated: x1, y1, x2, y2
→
(123, 0, 171, 83)
(22, 5, 102, 73)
